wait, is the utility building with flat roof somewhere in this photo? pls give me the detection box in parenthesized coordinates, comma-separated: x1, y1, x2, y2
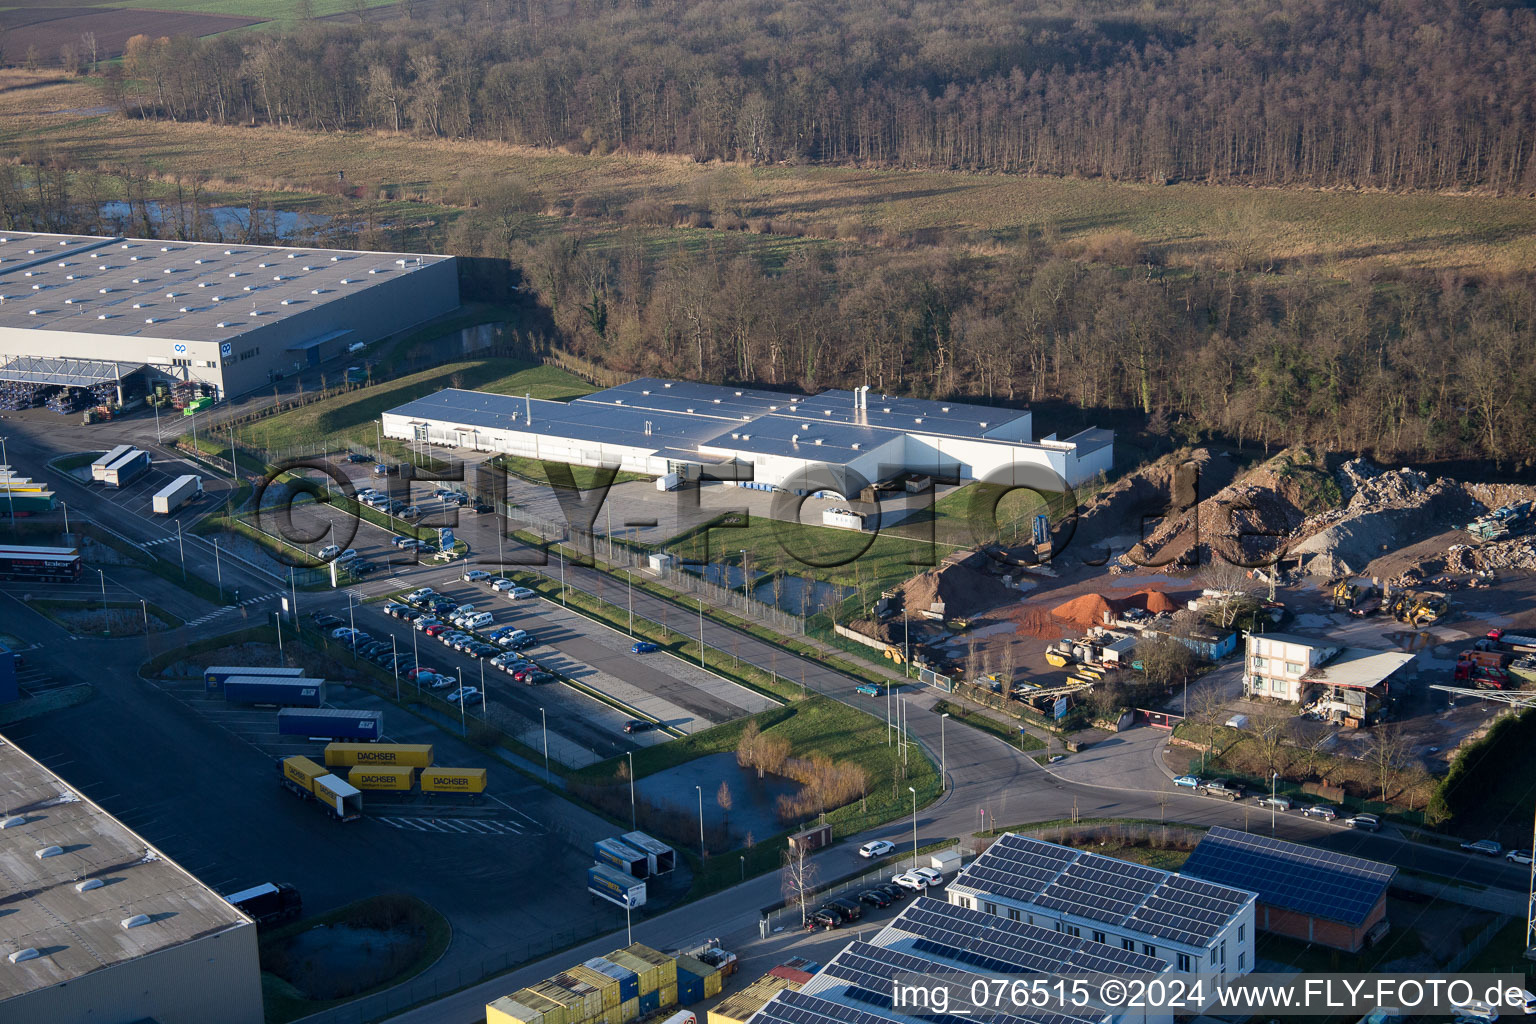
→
(0, 731, 262, 1024)
(0, 231, 458, 403)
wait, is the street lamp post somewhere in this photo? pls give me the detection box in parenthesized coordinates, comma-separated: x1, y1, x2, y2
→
(1270, 772, 1279, 835)
(540, 707, 549, 781)
(626, 750, 637, 830)
(627, 571, 634, 636)
(175, 520, 185, 579)
(141, 598, 149, 637)
(59, 501, 69, 535)
(698, 599, 705, 668)
(0, 437, 12, 533)
(347, 592, 357, 654)
(908, 786, 918, 870)
(940, 712, 950, 792)
(412, 628, 420, 693)
(696, 784, 705, 857)
(393, 636, 400, 699)
(213, 538, 225, 601)
(740, 856, 745, 883)
(276, 610, 284, 658)
(97, 568, 107, 618)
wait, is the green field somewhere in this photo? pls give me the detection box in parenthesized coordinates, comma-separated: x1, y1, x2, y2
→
(6, 74, 1536, 275)
(243, 360, 592, 454)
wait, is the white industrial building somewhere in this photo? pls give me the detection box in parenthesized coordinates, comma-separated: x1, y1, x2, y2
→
(382, 378, 1113, 493)
(946, 833, 1256, 984)
(0, 731, 262, 1024)
(748, 895, 1173, 1024)
(0, 231, 458, 402)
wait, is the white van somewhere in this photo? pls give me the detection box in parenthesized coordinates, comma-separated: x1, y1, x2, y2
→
(463, 612, 494, 630)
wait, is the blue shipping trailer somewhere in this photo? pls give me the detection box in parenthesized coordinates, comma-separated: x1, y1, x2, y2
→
(204, 665, 307, 694)
(277, 708, 382, 741)
(595, 838, 649, 878)
(223, 676, 326, 706)
(101, 449, 150, 488)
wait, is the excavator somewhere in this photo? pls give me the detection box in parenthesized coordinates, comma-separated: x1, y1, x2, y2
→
(1330, 578, 1381, 617)
(1385, 589, 1449, 627)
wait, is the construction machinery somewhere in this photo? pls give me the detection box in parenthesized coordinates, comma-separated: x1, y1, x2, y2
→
(1385, 588, 1448, 627)
(1467, 501, 1533, 542)
(1331, 578, 1381, 617)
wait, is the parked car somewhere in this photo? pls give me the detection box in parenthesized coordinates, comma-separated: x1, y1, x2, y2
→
(384, 602, 411, 617)
(429, 598, 458, 614)
(473, 502, 494, 514)
(444, 687, 479, 704)
(859, 839, 895, 859)
(407, 667, 440, 682)
(312, 613, 343, 630)
(824, 898, 863, 922)
(462, 569, 492, 583)
(424, 623, 451, 638)
(1346, 813, 1380, 831)
(330, 626, 357, 640)
(415, 617, 441, 632)
(855, 683, 880, 696)
(491, 578, 516, 592)
(397, 608, 422, 622)
(522, 670, 555, 684)
(858, 889, 892, 908)
(891, 872, 929, 891)
(373, 464, 392, 476)
(1256, 796, 1293, 811)
(1173, 775, 1202, 789)
(428, 674, 457, 689)
(1302, 805, 1337, 821)
(911, 867, 944, 887)
(808, 908, 841, 930)
(623, 720, 655, 734)
(405, 588, 435, 603)
(346, 452, 374, 463)
(1199, 780, 1244, 800)
(631, 641, 659, 654)
(1462, 839, 1503, 856)
(508, 587, 536, 600)
(1508, 850, 1535, 865)
(875, 883, 908, 901)
(400, 506, 423, 520)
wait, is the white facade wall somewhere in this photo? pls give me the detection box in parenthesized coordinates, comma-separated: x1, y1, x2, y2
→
(381, 411, 668, 476)
(2, 922, 261, 1024)
(980, 410, 1033, 442)
(1244, 635, 1336, 701)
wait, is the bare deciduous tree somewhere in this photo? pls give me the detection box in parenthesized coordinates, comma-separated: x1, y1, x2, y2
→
(780, 846, 819, 927)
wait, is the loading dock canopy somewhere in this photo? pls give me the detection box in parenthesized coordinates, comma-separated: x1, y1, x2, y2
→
(0, 355, 146, 387)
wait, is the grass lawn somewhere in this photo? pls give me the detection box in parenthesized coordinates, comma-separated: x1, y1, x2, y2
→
(100, 0, 399, 25)
(662, 514, 953, 597)
(243, 360, 592, 455)
(5, 77, 1536, 274)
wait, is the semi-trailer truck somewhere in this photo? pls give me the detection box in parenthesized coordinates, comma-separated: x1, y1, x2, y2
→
(277, 707, 382, 741)
(91, 445, 134, 482)
(203, 664, 307, 694)
(587, 863, 647, 908)
(226, 882, 303, 926)
(100, 448, 150, 487)
(279, 756, 363, 821)
(152, 474, 202, 514)
(223, 676, 326, 707)
(324, 742, 433, 768)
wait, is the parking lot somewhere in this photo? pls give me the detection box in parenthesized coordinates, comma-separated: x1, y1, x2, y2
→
(335, 573, 779, 766)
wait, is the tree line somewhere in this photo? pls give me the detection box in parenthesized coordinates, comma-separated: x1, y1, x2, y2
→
(3, 159, 1534, 469)
(101, 0, 1536, 191)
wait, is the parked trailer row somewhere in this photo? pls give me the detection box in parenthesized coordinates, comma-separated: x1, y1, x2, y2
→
(100, 448, 150, 488)
(324, 742, 433, 768)
(204, 665, 307, 693)
(277, 708, 382, 741)
(279, 756, 363, 821)
(152, 474, 202, 514)
(346, 766, 487, 793)
(224, 676, 327, 707)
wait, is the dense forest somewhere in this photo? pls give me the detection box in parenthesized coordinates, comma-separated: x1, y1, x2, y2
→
(105, 0, 1536, 190)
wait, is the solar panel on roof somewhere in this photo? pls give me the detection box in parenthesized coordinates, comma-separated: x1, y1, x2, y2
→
(1181, 827, 1393, 926)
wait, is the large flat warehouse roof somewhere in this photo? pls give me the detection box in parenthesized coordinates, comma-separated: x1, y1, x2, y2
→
(0, 231, 450, 344)
(0, 731, 249, 1000)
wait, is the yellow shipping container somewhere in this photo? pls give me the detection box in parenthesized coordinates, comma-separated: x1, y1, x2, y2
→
(548, 974, 603, 1021)
(569, 965, 621, 1011)
(619, 997, 639, 1023)
(420, 767, 487, 793)
(515, 989, 568, 1024)
(658, 983, 678, 1009)
(489, 996, 546, 1024)
(704, 971, 723, 999)
(618, 943, 675, 990)
(347, 766, 413, 791)
(281, 756, 326, 792)
(326, 742, 434, 768)
(605, 949, 659, 995)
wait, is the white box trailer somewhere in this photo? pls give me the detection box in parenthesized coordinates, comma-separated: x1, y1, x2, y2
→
(91, 445, 135, 481)
(822, 508, 864, 530)
(152, 474, 202, 514)
(657, 472, 682, 491)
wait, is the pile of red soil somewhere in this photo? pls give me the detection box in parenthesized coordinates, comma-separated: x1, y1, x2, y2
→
(1050, 592, 1117, 628)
